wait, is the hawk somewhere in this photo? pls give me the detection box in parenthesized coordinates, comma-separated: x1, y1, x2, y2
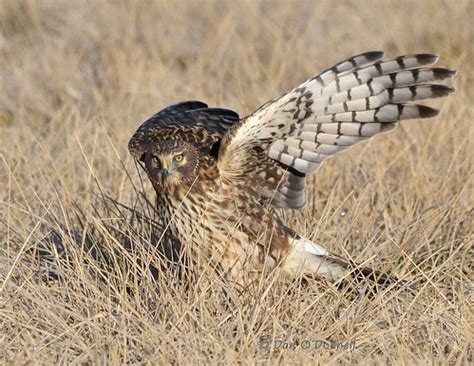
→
(129, 51, 455, 288)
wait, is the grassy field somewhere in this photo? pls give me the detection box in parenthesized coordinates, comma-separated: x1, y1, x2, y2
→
(1, 0, 472, 364)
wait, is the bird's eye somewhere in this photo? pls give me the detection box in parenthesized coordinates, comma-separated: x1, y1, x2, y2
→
(152, 156, 160, 165)
(174, 154, 184, 163)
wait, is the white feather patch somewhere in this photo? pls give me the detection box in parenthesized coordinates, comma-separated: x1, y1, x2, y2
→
(293, 237, 327, 256)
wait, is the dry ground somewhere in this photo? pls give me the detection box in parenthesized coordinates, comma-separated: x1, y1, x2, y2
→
(1, 0, 473, 364)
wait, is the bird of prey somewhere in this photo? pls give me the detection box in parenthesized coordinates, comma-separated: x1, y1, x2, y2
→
(129, 51, 455, 288)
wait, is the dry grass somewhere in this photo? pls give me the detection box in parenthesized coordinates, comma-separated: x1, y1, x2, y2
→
(1, 0, 473, 364)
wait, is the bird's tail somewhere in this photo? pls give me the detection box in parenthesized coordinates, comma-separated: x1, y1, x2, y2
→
(282, 236, 398, 286)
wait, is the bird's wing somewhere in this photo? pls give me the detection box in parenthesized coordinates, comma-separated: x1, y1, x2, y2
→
(218, 51, 455, 208)
(129, 101, 239, 161)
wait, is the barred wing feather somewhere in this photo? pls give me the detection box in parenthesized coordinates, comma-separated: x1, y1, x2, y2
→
(218, 51, 455, 208)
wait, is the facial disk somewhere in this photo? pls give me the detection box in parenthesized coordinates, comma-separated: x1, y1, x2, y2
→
(143, 141, 198, 191)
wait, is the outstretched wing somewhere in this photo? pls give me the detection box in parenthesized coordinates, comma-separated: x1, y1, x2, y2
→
(218, 51, 455, 208)
(129, 101, 239, 161)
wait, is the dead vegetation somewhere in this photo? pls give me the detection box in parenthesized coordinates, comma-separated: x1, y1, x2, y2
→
(0, 0, 472, 364)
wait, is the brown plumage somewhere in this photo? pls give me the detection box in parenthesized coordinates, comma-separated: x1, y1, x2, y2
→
(129, 51, 455, 289)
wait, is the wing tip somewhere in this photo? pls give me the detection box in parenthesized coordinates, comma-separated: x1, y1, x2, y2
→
(415, 53, 439, 65)
(430, 84, 456, 97)
(418, 105, 440, 118)
(433, 68, 457, 79)
(364, 50, 385, 61)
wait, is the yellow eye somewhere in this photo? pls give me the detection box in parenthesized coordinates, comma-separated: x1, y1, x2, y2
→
(174, 154, 184, 163)
(152, 156, 160, 164)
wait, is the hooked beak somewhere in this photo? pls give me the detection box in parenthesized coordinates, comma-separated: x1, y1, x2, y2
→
(160, 158, 172, 182)
(161, 158, 171, 171)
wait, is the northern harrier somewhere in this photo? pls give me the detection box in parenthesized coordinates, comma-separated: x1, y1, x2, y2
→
(129, 51, 455, 287)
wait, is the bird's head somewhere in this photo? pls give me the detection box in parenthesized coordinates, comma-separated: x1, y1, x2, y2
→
(141, 140, 199, 192)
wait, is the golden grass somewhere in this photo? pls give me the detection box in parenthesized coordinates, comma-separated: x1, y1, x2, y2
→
(1, 0, 473, 364)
